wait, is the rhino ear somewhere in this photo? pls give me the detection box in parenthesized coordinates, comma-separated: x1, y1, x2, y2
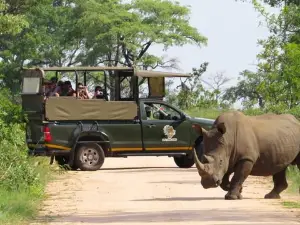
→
(192, 124, 207, 136)
(217, 122, 226, 134)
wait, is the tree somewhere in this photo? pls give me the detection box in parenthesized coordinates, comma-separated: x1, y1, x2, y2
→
(0, 0, 208, 98)
(201, 71, 231, 103)
(226, 0, 300, 110)
(0, 0, 82, 93)
(223, 70, 266, 109)
(0, 0, 28, 35)
(73, 0, 207, 98)
(175, 62, 208, 109)
(74, 0, 208, 68)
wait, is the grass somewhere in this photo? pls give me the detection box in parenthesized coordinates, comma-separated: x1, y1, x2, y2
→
(0, 157, 62, 225)
(186, 108, 224, 119)
(282, 201, 300, 209)
(286, 165, 300, 194)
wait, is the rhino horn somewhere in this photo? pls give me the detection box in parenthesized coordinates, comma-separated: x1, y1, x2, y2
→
(193, 148, 213, 176)
(203, 154, 214, 163)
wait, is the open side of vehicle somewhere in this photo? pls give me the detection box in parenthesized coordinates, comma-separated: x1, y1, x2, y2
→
(21, 66, 214, 171)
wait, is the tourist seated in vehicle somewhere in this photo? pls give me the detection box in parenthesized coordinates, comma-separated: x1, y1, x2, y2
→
(77, 82, 90, 99)
(45, 76, 60, 99)
(60, 80, 76, 97)
(145, 106, 152, 120)
(92, 85, 108, 100)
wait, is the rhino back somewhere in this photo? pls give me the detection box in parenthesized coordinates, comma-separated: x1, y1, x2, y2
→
(249, 114, 300, 176)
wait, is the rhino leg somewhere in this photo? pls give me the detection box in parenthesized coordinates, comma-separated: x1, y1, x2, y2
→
(225, 160, 253, 200)
(264, 168, 288, 199)
(220, 172, 231, 191)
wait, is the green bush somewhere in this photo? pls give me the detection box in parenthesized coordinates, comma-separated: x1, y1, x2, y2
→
(0, 89, 52, 224)
(286, 166, 300, 194)
(186, 108, 225, 119)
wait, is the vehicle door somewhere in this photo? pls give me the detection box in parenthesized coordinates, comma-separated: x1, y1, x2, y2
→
(140, 101, 192, 151)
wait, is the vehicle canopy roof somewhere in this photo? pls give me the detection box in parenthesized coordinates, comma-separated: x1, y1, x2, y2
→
(21, 66, 191, 99)
(21, 66, 191, 121)
(22, 66, 191, 77)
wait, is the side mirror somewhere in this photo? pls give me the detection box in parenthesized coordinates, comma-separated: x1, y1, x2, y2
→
(181, 114, 186, 121)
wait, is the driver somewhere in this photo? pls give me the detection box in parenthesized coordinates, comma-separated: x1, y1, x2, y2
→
(145, 106, 152, 120)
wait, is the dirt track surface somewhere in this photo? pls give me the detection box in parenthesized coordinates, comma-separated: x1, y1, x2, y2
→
(31, 157, 300, 225)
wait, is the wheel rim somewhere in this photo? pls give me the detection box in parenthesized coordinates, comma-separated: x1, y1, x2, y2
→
(80, 147, 99, 166)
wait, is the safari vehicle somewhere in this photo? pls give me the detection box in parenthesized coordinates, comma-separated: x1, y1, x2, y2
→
(22, 66, 214, 171)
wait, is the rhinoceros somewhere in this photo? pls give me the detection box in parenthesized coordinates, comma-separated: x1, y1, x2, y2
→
(193, 111, 300, 200)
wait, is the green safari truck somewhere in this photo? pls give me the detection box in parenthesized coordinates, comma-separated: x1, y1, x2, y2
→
(21, 66, 214, 171)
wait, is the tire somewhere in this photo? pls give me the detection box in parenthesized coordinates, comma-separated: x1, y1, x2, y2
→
(173, 142, 204, 169)
(75, 143, 105, 171)
(195, 142, 204, 159)
(174, 155, 195, 168)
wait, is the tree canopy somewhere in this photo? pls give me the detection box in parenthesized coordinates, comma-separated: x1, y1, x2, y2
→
(0, 0, 207, 94)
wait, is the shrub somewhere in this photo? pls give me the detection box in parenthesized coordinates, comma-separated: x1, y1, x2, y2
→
(0, 88, 52, 224)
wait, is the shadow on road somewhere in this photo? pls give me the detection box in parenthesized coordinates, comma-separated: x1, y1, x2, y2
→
(149, 180, 200, 184)
(100, 166, 177, 171)
(33, 209, 299, 224)
(100, 167, 198, 173)
(132, 196, 225, 201)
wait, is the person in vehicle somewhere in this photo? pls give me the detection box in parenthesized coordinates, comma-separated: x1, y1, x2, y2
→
(145, 105, 152, 120)
(45, 77, 59, 97)
(60, 81, 76, 97)
(77, 83, 90, 99)
(55, 80, 64, 95)
(92, 86, 108, 100)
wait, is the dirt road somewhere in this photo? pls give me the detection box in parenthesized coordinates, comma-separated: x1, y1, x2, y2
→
(32, 157, 300, 225)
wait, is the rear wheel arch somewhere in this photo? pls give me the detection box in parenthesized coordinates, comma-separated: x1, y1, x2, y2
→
(68, 131, 111, 169)
(73, 131, 111, 155)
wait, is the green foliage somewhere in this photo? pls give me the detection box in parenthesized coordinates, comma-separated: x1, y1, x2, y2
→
(75, 0, 207, 71)
(0, 89, 54, 224)
(0, 0, 207, 95)
(222, 1, 300, 112)
(286, 165, 300, 194)
(223, 70, 265, 109)
(0, 0, 29, 35)
(186, 108, 226, 119)
(282, 201, 300, 208)
(166, 62, 230, 110)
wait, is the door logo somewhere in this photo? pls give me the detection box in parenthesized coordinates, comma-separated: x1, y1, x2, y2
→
(162, 125, 177, 142)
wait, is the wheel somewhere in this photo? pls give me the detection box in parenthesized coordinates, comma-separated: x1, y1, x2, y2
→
(195, 142, 204, 159)
(55, 156, 79, 170)
(174, 155, 195, 168)
(173, 142, 204, 168)
(75, 143, 105, 171)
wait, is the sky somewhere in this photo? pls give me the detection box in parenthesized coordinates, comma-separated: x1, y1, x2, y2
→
(148, 0, 279, 108)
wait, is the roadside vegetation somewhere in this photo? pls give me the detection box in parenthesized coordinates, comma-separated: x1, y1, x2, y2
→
(0, 89, 61, 224)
